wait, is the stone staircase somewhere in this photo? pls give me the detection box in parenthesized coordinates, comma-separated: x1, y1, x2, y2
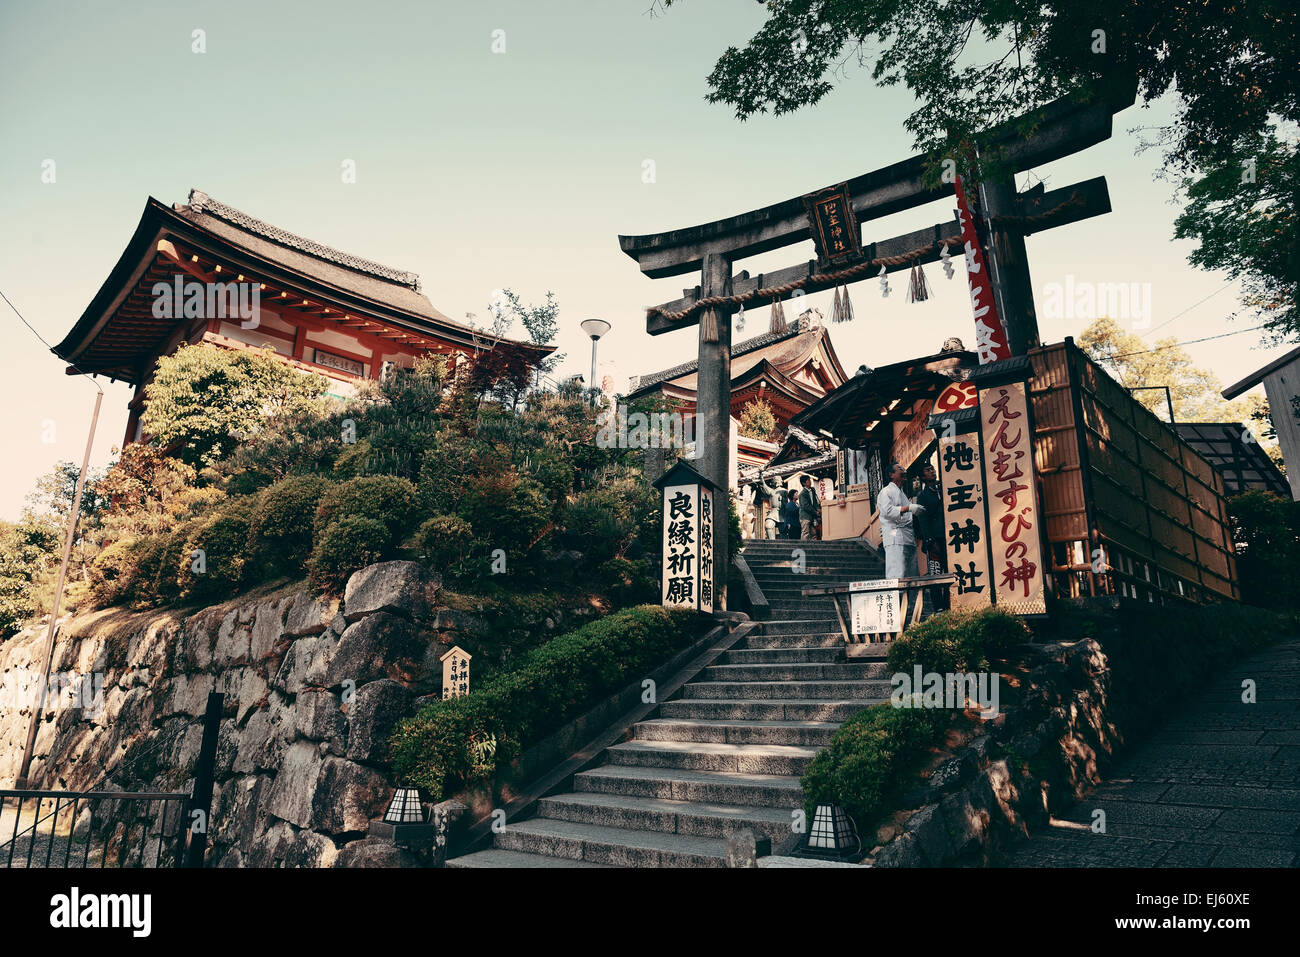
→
(447, 538, 888, 868)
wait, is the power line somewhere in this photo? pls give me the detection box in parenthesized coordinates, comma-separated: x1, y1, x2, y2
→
(1141, 281, 1235, 337)
(0, 284, 102, 392)
(1105, 324, 1269, 361)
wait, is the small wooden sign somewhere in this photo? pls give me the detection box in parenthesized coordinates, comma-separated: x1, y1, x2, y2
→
(848, 579, 901, 634)
(803, 182, 862, 265)
(439, 646, 472, 699)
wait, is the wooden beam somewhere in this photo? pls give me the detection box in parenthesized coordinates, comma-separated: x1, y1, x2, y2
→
(644, 177, 1111, 336)
(620, 85, 1133, 278)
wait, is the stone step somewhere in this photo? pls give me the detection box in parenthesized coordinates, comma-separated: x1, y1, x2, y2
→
(493, 817, 728, 867)
(748, 564, 882, 576)
(632, 717, 840, 747)
(575, 764, 804, 809)
(702, 662, 889, 681)
(447, 848, 614, 868)
(536, 792, 795, 844)
(681, 679, 891, 700)
(660, 697, 867, 722)
(741, 632, 845, 649)
(719, 646, 845, 664)
(605, 739, 816, 775)
(751, 618, 840, 636)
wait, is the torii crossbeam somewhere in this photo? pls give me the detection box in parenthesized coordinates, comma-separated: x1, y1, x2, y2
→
(619, 83, 1136, 609)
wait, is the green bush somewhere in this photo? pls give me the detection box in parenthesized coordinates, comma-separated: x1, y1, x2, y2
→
(182, 510, 252, 601)
(887, 606, 1032, 674)
(415, 514, 475, 574)
(89, 537, 147, 607)
(247, 475, 330, 578)
(314, 475, 417, 541)
(307, 515, 391, 593)
(390, 605, 698, 798)
(800, 702, 952, 832)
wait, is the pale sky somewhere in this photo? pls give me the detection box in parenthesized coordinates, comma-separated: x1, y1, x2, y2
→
(1, 0, 1289, 520)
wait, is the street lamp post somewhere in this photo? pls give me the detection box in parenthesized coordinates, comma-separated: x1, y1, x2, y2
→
(579, 318, 611, 405)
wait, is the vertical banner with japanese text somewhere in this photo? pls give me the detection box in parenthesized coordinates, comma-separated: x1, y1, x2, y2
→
(661, 483, 714, 613)
(955, 176, 1012, 365)
(939, 428, 993, 609)
(978, 380, 1048, 615)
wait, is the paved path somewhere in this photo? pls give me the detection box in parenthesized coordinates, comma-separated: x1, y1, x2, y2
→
(1002, 636, 1300, 867)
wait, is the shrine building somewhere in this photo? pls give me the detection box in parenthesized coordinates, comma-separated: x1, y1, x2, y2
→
(627, 310, 849, 473)
(53, 189, 554, 446)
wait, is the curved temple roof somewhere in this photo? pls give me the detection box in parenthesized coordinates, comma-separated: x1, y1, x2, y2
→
(55, 189, 553, 383)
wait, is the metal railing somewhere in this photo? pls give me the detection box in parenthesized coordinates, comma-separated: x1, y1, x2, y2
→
(1, 691, 224, 869)
(0, 789, 190, 868)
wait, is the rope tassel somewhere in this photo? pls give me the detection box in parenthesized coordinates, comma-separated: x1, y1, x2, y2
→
(907, 262, 931, 303)
(700, 308, 719, 342)
(769, 296, 787, 334)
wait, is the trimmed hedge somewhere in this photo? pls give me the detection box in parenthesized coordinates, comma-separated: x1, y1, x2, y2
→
(314, 475, 417, 541)
(886, 606, 1032, 674)
(308, 515, 390, 592)
(800, 702, 951, 833)
(389, 605, 698, 799)
(246, 475, 330, 578)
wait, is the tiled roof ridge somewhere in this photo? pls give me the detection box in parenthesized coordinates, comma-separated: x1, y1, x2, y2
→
(629, 323, 815, 392)
(178, 189, 423, 293)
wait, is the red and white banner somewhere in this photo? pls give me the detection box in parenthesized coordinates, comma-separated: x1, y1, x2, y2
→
(955, 176, 1012, 365)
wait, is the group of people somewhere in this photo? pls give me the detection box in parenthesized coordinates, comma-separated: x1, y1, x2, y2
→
(752, 460, 948, 571)
(758, 474, 823, 540)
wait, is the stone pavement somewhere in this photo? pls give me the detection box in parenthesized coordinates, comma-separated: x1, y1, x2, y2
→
(1001, 635, 1300, 867)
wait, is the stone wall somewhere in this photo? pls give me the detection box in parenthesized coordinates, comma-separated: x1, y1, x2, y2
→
(867, 600, 1281, 867)
(0, 561, 446, 867)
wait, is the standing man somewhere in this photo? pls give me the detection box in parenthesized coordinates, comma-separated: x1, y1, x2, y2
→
(915, 462, 944, 575)
(782, 489, 800, 539)
(797, 474, 821, 540)
(876, 462, 924, 579)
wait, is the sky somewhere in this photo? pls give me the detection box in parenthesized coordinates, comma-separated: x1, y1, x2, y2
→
(0, 0, 1290, 520)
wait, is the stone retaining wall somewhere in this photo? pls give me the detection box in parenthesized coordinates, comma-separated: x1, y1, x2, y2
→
(0, 561, 445, 867)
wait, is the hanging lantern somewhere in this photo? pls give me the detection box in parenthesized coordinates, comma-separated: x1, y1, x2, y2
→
(941, 242, 955, 280)
(878, 264, 890, 298)
(384, 788, 425, 825)
(907, 261, 931, 303)
(803, 803, 861, 860)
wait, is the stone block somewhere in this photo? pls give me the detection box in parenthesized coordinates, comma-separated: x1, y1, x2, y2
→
(265, 741, 324, 829)
(343, 561, 440, 623)
(345, 679, 416, 764)
(324, 613, 428, 689)
(311, 757, 389, 834)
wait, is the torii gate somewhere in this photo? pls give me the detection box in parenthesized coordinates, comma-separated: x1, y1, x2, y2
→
(620, 84, 1135, 608)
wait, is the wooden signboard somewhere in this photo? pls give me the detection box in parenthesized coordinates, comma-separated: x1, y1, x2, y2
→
(802, 182, 862, 266)
(978, 380, 1048, 614)
(892, 399, 935, 472)
(440, 646, 471, 699)
(939, 429, 993, 608)
(848, 579, 901, 634)
(660, 480, 715, 614)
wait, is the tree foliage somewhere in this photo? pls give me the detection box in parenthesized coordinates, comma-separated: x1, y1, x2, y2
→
(665, 0, 1299, 339)
(738, 397, 781, 443)
(141, 343, 330, 468)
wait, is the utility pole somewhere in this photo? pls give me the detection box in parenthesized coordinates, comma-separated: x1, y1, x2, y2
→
(16, 390, 102, 788)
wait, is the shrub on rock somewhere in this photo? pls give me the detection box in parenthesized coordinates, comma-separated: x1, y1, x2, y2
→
(247, 475, 331, 578)
(313, 475, 416, 542)
(308, 516, 390, 593)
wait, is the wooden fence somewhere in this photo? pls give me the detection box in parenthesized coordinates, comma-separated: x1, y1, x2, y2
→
(1029, 340, 1239, 603)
